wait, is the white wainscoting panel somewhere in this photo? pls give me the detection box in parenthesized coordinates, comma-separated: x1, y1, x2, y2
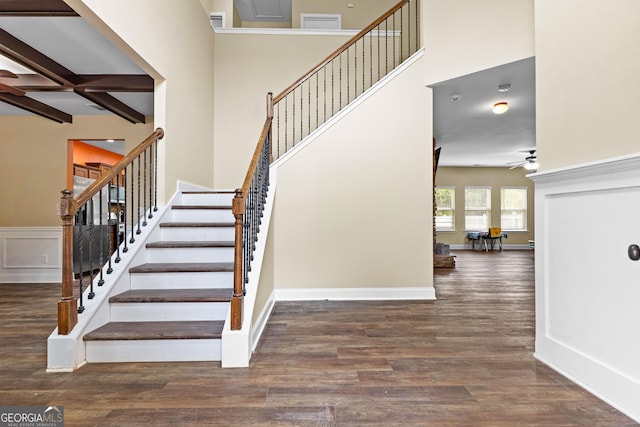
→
(0, 227, 62, 283)
(531, 153, 640, 423)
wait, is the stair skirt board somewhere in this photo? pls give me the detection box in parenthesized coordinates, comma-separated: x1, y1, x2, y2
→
(110, 302, 229, 321)
(85, 339, 222, 363)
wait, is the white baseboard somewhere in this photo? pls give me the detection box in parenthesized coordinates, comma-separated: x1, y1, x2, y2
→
(274, 286, 436, 301)
(0, 227, 62, 283)
(449, 244, 532, 251)
(535, 338, 640, 423)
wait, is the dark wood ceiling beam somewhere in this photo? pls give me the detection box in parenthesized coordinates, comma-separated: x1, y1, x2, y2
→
(0, 92, 72, 123)
(0, 0, 78, 16)
(0, 28, 78, 86)
(76, 75, 154, 92)
(75, 90, 146, 124)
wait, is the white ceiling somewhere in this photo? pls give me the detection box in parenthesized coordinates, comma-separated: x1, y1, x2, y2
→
(431, 57, 536, 168)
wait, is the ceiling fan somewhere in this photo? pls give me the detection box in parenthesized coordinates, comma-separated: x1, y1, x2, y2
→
(507, 149, 538, 171)
(0, 69, 26, 96)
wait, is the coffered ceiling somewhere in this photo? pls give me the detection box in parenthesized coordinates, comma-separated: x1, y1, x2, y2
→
(0, 0, 153, 124)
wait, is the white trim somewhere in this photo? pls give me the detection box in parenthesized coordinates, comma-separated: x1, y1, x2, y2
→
(0, 227, 62, 283)
(531, 152, 640, 423)
(213, 27, 400, 37)
(251, 290, 276, 354)
(274, 286, 436, 301)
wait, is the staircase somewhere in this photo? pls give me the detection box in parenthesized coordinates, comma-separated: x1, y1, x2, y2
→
(82, 191, 236, 363)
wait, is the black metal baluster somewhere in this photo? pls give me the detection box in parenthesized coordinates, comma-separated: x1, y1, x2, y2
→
(142, 149, 147, 227)
(114, 179, 122, 263)
(400, 6, 403, 62)
(129, 162, 135, 244)
(98, 183, 105, 286)
(121, 170, 128, 253)
(77, 205, 85, 313)
(106, 185, 114, 274)
(148, 144, 154, 219)
(87, 198, 95, 299)
(153, 140, 158, 213)
(136, 156, 141, 235)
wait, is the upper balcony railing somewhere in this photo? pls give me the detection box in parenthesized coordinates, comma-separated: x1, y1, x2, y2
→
(271, 0, 420, 160)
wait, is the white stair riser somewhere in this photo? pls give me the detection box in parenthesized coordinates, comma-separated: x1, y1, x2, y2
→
(130, 271, 233, 289)
(181, 193, 234, 205)
(171, 209, 233, 223)
(85, 339, 221, 363)
(160, 227, 235, 241)
(110, 302, 229, 322)
(145, 247, 234, 263)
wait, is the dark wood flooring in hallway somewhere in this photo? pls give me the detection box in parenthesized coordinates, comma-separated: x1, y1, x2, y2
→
(0, 250, 636, 426)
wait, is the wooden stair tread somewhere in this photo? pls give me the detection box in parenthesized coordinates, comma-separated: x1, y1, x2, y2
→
(83, 321, 224, 341)
(129, 262, 234, 273)
(146, 241, 234, 249)
(159, 222, 234, 228)
(109, 288, 233, 303)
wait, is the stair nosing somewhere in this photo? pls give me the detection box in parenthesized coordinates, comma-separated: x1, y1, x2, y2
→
(129, 262, 234, 274)
(83, 320, 224, 341)
(109, 288, 233, 303)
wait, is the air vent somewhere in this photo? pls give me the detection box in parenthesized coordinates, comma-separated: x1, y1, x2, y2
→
(301, 14, 341, 30)
(210, 13, 224, 29)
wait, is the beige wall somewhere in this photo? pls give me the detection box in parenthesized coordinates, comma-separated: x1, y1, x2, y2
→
(292, 0, 397, 29)
(272, 54, 432, 289)
(434, 167, 534, 246)
(0, 115, 153, 227)
(534, 0, 640, 171)
(70, 0, 216, 201)
(424, 0, 534, 85)
(213, 32, 353, 188)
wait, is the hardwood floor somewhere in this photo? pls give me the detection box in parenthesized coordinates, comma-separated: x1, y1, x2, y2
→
(0, 250, 636, 426)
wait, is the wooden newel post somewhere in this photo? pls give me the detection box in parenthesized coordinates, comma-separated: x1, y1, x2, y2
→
(231, 189, 244, 330)
(58, 189, 78, 335)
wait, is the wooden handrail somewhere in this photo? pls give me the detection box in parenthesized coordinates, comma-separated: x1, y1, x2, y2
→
(57, 128, 164, 335)
(231, 94, 273, 330)
(75, 128, 164, 207)
(273, 0, 408, 104)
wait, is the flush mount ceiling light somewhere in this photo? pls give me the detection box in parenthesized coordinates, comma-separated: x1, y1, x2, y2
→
(492, 102, 509, 114)
(451, 94, 461, 102)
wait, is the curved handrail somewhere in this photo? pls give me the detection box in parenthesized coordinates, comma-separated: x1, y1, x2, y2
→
(273, 0, 408, 104)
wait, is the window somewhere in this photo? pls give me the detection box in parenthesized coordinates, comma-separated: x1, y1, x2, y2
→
(465, 187, 491, 230)
(435, 187, 455, 231)
(501, 187, 527, 231)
